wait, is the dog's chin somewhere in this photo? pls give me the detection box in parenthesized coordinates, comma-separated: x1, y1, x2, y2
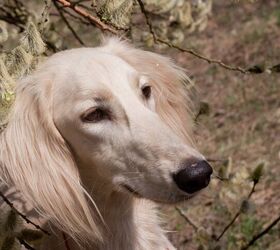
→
(121, 184, 195, 204)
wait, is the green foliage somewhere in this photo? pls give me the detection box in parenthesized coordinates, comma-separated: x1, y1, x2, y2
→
(227, 215, 262, 250)
(240, 216, 261, 242)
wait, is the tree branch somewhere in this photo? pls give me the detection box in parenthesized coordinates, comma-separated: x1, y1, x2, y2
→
(53, 0, 117, 34)
(175, 206, 198, 232)
(135, 0, 279, 74)
(52, 0, 85, 45)
(17, 237, 36, 250)
(216, 181, 257, 241)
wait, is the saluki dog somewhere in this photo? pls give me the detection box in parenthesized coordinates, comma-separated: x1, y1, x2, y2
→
(0, 38, 212, 250)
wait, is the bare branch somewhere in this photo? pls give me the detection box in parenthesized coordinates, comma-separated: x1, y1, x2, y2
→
(135, 0, 280, 74)
(135, 0, 157, 42)
(241, 214, 280, 250)
(0, 190, 51, 236)
(175, 206, 198, 232)
(216, 181, 257, 241)
(52, 0, 85, 45)
(53, 0, 118, 34)
(59, 8, 91, 25)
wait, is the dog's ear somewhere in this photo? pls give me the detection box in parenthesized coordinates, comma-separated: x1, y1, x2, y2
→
(104, 38, 194, 144)
(0, 72, 102, 242)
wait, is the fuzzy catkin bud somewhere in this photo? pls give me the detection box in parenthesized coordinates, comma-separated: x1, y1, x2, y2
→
(4, 47, 33, 79)
(21, 22, 46, 56)
(98, 0, 133, 28)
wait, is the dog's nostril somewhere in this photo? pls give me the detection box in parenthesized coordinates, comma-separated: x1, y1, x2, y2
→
(173, 160, 213, 194)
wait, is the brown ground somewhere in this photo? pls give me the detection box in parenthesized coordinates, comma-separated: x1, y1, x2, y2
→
(162, 1, 280, 249)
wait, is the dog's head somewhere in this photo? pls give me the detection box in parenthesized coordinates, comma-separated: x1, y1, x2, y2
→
(0, 38, 212, 241)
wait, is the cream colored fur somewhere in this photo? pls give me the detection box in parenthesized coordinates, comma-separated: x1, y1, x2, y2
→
(0, 38, 206, 250)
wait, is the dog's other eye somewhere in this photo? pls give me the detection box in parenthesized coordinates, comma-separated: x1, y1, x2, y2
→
(141, 85, 152, 99)
(82, 108, 110, 123)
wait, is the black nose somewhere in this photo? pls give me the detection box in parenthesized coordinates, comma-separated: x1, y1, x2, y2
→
(173, 160, 213, 194)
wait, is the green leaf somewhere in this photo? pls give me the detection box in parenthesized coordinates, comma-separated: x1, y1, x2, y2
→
(250, 162, 264, 184)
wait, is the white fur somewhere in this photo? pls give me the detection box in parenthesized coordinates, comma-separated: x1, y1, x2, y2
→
(0, 38, 206, 250)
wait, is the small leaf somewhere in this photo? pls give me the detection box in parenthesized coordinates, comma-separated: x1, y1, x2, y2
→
(250, 162, 264, 184)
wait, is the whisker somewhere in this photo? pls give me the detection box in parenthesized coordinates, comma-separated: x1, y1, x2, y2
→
(211, 173, 229, 182)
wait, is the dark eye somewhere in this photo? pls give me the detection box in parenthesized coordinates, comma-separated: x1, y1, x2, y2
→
(82, 108, 110, 123)
(141, 85, 152, 99)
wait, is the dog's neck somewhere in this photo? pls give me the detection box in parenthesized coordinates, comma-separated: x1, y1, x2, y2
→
(77, 165, 175, 250)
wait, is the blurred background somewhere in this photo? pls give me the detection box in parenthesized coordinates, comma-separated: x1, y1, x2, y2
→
(0, 1, 279, 249)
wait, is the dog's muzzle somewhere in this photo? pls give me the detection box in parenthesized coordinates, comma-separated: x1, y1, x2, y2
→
(172, 160, 213, 194)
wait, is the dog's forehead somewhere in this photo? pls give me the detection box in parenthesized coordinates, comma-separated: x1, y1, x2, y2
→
(51, 49, 137, 89)
(50, 49, 143, 110)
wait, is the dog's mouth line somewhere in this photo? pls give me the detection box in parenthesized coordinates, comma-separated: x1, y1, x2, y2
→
(121, 184, 195, 203)
(121, 184, 142, 197)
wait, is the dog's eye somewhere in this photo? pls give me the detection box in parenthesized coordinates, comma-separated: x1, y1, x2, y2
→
(82, 108, 110, 123)
(141, 85, 152, 99)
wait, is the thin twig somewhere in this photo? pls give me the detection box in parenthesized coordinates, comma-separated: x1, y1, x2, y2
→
(212, 174, 229, 182)
(157, 38, 248, 73)
(136, 0, 254, 74)
(207, 158, 227, 163)
(0, 190, 51, 235)
(17, 237, 36, 250)
(241, 214, 280, 250)
(175, 206, 198, 231)
(54, 0, 117, 34)
(216, 181, 257, 241)
(52, 0, 85, 45)
(38, 0, 51, 32)
(60, 8, 90, 25)
(135, 0, 157, 41)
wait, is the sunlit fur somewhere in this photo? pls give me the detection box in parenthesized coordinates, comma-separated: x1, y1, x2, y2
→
(0, 38, 206, 250)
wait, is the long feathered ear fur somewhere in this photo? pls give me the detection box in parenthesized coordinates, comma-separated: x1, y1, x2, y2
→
(102, 38, 195, 145)
(0, 71, 102, 243)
